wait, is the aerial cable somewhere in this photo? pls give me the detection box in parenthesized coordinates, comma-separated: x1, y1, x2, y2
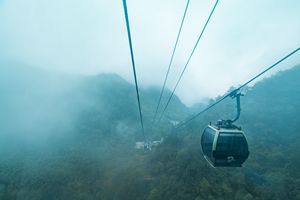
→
(179, 46, 300, 127)
(156, 0, 219, 126)
(236, 47, 300, 90)
(150, 0, 191, 131)
(122, 0, 145, 140)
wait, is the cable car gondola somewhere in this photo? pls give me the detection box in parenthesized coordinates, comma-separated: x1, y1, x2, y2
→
(201, 91, 249, 167)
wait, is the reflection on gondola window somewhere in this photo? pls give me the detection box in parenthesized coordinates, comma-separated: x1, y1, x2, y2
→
(202, 128, 215, 159)
(216, 133, 247, 154)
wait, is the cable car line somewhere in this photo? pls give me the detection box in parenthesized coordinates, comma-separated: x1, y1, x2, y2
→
(178, 92, 231, 128)
(202, 121, 249, 167)
(122, 0, 145, 140)
(201, 90, 248, 167)
(150, 0, 191, 132)
(197, 90, 249, 167)
(178, 46, 300, 128)
(237, 47, 300, 90)
(155, 0, 219, 126)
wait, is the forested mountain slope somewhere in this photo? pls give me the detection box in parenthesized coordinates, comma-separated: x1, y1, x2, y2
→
(145, 64, 300, 200)
(0, 62, 190, 139)
(78, 73, 190, 140)
(0, 63, 299, 200)
(0, 62, 189, 200)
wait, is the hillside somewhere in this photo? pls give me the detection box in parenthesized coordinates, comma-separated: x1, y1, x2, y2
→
(0, 63, 300, 199)
(147, 64, 300, 200)
(0, 62, 190, 139)
(0, 62, 189, 200)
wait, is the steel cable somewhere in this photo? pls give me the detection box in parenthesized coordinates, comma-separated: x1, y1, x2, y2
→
(156, 0, 219, 126)
(178, 47, 300, 127)
(122, 0, 145, 140)
(150, 0, 191, 132)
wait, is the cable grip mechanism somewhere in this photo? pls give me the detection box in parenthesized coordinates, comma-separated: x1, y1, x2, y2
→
(216, 90, 244, 129)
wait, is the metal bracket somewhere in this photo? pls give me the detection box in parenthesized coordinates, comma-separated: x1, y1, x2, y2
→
(216, 90, 244, 129)
(230, 91, 244, 123)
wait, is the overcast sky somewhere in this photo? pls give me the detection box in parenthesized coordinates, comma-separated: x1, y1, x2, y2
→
(0, 0, 299, 106)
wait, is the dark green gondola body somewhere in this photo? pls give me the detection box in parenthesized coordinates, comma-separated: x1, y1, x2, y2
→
(201, 125, 249, 167)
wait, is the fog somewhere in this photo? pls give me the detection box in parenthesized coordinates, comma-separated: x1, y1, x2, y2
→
(0, 0, 299, 106)
(0, 1, 299, 197)
(0, 62, 91, 142)
(0, 15, 299, 200)
(0, 62, 145, 199)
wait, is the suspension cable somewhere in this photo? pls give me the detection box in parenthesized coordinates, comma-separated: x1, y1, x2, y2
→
(156, 0, 219, 126)
(122, 0, 145, 140)
(150, 0, 191, 132)
(178, 47, 300, 127)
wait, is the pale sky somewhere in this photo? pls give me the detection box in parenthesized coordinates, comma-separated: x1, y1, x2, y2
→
(0, 0, 299, 106)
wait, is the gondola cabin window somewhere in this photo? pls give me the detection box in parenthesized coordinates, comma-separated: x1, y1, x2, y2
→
(201, 127, 215, 160)
(201, 125, 249, 167)
(216, 133, 248, 154)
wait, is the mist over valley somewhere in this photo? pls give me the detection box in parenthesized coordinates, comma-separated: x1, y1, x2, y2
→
(0, 61, 300, 199)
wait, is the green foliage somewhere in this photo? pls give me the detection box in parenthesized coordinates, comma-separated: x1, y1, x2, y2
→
(198, 178, 211, 197)
(0, 64, 300, 199)
(147, 189, 162, 200)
